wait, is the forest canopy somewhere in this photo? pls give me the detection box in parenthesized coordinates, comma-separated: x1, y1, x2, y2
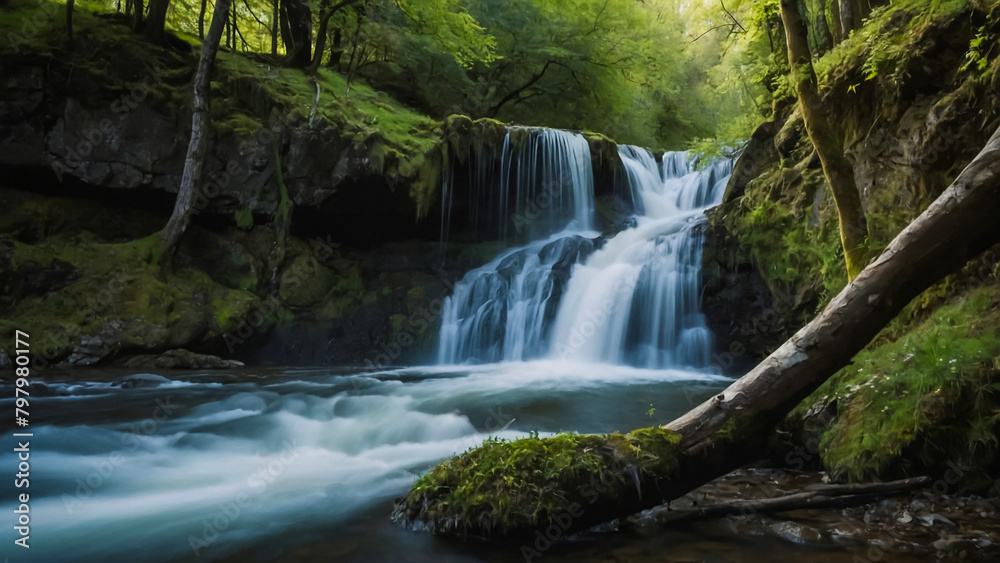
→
(47, 0, 786, 149)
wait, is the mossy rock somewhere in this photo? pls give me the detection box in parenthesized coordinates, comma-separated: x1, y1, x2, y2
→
(393, 427, 681, 537)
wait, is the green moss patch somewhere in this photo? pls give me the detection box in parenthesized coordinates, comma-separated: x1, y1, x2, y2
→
(790, 282, 1000, 488)
(393, 427, 681, 536)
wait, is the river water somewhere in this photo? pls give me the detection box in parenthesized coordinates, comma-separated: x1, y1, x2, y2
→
(0, 365, 924, 562)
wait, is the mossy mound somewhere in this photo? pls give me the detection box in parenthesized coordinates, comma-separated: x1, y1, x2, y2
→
(789, 279, 1000, 490)
(392, 427, 681, 537)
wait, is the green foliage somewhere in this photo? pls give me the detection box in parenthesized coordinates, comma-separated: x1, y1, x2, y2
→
(796, 282, 1000, 485)
(961, 23, 999, 75)
(814, 0, 975, 89)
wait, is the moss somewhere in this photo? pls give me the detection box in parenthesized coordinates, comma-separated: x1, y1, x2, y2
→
(814, 0, 977, 94)
(583, 130, 620, 169)
(234, 208, 254, 230)
(396, 427, 681, 536)
(790, 282, 1000, 487)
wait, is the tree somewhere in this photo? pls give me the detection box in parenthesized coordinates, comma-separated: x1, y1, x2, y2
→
(133, 0, 144, 31)
(144, 0, 172, 44)
(160, 0, 235, 255)
(393, 124, 1000, 538)
(280, 0, 312, 67)
(780, 0, 868, 280)
(199, 0, 207, 39)
(309, 0, 366, 72)
(66, 0, 74, 39)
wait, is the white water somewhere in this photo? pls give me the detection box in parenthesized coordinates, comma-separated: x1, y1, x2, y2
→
(1, 366, 729, 562)
(550, 149, 731, 368)
(441, 128, 595, 244)
(439, 141, 732, 369)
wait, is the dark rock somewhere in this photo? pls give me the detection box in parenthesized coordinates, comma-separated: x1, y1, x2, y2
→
(119, 349, 245, 370)
(20, 259, 80, 296)
(111, 373, 173, 388)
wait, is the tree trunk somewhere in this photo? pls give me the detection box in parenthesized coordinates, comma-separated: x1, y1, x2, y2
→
(780, 0, 868, 280)
(159, 0, 234, 256)
(828, 0, 843, 44)
(328, 27, 343, 70)
(270, 0, 278, 55)
(66, 0, 74, 39)
(199, 0, 207, 40)
(143, 0, 171, 44)
(839, 0, 868, 35)
(281, 0, 312, 68)
(392, 124, 1000, 538)
(309, 0, 364, 73)
(133, 0, 144, 31)
(810, 0, 833, 55)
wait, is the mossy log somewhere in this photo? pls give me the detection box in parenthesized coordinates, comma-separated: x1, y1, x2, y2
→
(392, 125, 1000, 539)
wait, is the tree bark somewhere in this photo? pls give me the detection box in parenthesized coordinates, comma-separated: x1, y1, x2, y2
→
(66, 0, 74, 39)
(133, 0, 144, 31)
(309, 0, 365, 73)
(270, 0, 279, 55)
(646, 476, 930, 525)
(328, 27, 343, 70)
(828, 0, 843, 44)
(199, 0, 207, 40)
(780, 0, 868, 280)
(143, 0, 171, 44)
(281, 0, 312, 68)
(159, 0, 234, 256)
(392, 125, 1000, 538)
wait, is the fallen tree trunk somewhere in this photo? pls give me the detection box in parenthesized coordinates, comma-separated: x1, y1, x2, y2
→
(392, 125, 1000, 539)
(647, 476, 931, 525)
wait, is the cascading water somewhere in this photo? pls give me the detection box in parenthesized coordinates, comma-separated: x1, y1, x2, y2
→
(440, 128, 595, 244)
(438, 137, 732, 369)
(549, 149, 731, 368)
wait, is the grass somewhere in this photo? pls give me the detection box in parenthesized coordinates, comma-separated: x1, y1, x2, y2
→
(790, 281, 1000, 485)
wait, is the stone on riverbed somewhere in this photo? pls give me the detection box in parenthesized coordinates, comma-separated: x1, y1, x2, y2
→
(118, 349, 245, 370)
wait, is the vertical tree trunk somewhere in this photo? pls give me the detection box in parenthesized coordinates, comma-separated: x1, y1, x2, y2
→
(780, 0, 868, 280)
(231, 2, 239, 50)
(309, 0, 364, 72)
(133, 0, 144, 31)
(328, 27, 343, 70)
(839, 0, 868, 35)
(66, 0, 74, 39)
(159, 0, 234, 256)
(199, 0, 207, 40)
(271, 0, 279, 55)
(281, 0, 313, 68)
(828, 0, 843, 44)
(143, 0, 171, 44)
(225, 8, 232, 49)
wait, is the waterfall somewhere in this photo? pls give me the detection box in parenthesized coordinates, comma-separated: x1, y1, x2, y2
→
(440, 128, 595, 244)
(549, 149, 731, 368)
(438, 133, 732, 369)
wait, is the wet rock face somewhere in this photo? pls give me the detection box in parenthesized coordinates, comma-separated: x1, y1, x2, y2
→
(0, 61, 429, 245)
